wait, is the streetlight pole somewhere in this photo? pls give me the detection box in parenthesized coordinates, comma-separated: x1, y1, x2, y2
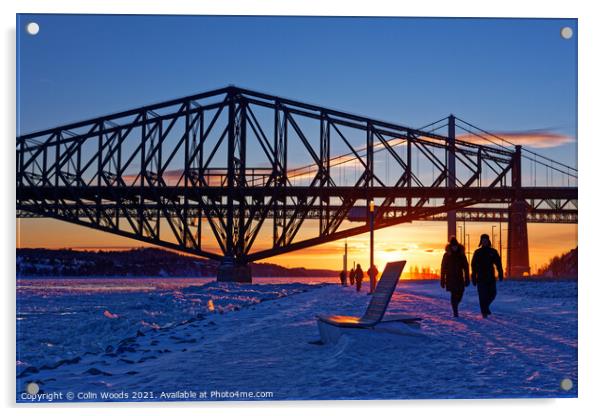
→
(343, 239, 348, 284)
(492, 225, 497, 248)
(499, 220, 503, 255)
(369, 199, 376, 294)
(500, 228, 508, 262)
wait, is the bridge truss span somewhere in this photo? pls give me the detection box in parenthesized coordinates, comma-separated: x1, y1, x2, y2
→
(16, 86, 577, 280)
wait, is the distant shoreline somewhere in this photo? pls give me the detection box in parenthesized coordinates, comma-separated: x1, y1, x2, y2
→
(16, 247, 578, 281)
(16, 275, 578, 282)
(16, 247, 339, 279)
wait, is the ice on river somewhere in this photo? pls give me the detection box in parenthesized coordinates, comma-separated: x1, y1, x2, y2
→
(16, 278, 577, 401)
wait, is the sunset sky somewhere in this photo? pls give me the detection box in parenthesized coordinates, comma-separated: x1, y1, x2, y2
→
(16, 217, 576, 275)
(16, 15, 577, 274)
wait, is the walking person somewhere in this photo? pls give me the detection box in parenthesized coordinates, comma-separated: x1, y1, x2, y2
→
(367, 264, 379, 294)
(339, 269, 347, 286)
(471, 234, 504, 318)
(354, 264, 364, 292)
(440, 236, 470, 317)
(349, 266, 355, 286)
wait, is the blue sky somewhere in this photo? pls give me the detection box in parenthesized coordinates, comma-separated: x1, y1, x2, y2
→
(17, 15, 577, 167)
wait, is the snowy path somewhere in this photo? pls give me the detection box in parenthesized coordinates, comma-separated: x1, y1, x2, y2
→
(17, 280, 577, 401)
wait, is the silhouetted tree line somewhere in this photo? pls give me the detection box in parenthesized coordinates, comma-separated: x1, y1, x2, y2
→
(535, 247, 578, 278)
(16, 248, 338, 278)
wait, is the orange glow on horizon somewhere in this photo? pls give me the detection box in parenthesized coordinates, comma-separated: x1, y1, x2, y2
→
(17, 217, 577, 276)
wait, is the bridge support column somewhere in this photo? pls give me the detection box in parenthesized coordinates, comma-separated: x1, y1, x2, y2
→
(507, 199, 530, 277)
(507, 145, 530, 277)
(217, 257, 252, 283)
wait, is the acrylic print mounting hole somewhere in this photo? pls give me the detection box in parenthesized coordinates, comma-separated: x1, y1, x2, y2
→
(26, 22, 39, 35)
(26, 382, 39, 395)
(560, 378, 573, 391)
(560, 26, 573, 39)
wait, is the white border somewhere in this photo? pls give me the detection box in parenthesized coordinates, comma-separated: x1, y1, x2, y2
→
(2, 1, 600, 415)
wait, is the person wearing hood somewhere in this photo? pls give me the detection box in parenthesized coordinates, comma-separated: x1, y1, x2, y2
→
(471, 233, 504, 318)
(354, 264, 364, 292)
(440, 236, 470, 317)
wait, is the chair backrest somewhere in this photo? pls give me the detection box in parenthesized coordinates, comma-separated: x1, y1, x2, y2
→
(361, 261, 406, 324)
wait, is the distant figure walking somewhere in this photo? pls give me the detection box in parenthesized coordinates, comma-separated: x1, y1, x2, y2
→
(471, 234, 504, 318)
(354, 264, 364, 292)
(339, 269, 347, 286)
(440, 236, 469, 317)
(349, 266, 355, 286)
(367, 264, 379, 294)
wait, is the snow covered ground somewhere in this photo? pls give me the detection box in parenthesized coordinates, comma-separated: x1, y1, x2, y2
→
(16, 278, 577, 401)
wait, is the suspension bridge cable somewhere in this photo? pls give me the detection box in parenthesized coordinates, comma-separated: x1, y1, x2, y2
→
(455, 117, 577, 173)
(417, 116, 449, 131)
(456, 124, 510, 151)
(455, 119, 577, 179)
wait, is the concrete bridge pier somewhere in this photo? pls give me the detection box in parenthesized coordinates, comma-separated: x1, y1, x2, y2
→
(216, 256, 252, 283)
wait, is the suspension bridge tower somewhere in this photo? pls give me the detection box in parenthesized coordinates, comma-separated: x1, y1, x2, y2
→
(507, 145, 531, 277)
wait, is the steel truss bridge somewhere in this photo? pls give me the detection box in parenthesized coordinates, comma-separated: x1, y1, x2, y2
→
(16, 86, 577, 281)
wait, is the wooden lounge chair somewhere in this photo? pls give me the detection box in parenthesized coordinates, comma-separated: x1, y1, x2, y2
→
(316, 260, 421, 343)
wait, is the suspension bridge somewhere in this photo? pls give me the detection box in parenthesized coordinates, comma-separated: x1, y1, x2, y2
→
(16, 86, 577, 282)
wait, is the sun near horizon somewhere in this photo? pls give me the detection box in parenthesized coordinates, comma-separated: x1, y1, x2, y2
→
(17, 217, 576, 276)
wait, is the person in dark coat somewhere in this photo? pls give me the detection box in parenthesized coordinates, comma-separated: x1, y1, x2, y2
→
(367, 264, 379, 294)
(471, 234, 504, 318)
(440, 236, 470, 317)
(339, 269, 347, 286)
(349, 267, 355, 286)
(354, 264, 364, 292)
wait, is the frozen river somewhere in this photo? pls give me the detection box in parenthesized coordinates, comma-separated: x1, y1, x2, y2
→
(16, 278, 577, 401)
